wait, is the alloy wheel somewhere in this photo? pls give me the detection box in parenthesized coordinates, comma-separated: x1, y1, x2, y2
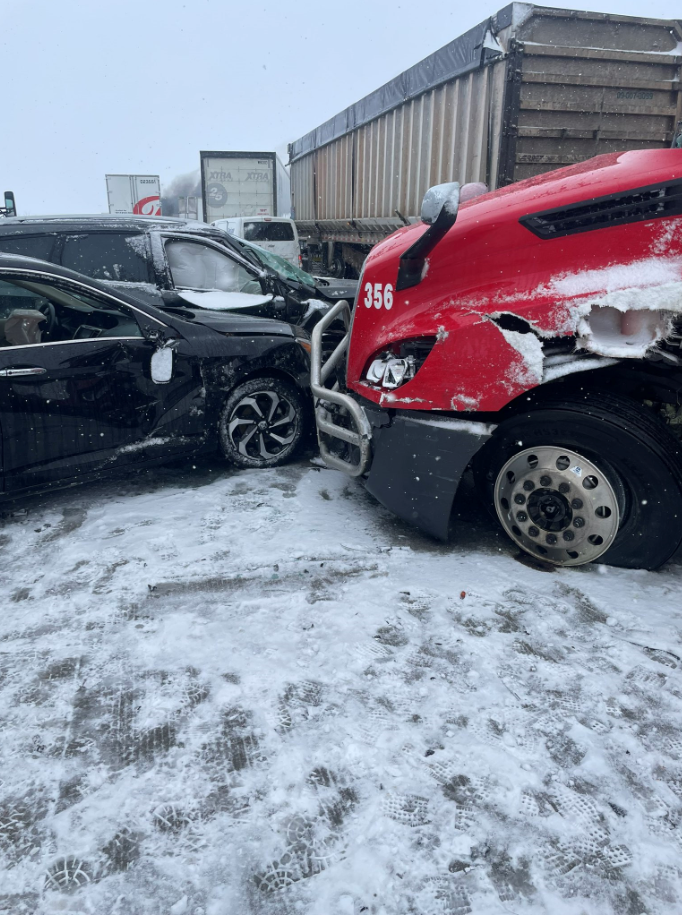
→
(227, 389, 298, 461)
(494, 446, 620, 566)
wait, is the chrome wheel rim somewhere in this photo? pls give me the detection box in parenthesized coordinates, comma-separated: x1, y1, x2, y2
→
(494, 446, 620, 567)
(227, 390, 298, 461)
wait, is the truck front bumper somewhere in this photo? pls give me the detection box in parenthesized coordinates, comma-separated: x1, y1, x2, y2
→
(310, 299, 496, 539)
(363, 405, 496, 540)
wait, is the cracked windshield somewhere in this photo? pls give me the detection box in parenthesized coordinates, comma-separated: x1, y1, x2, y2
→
(3, 0, 682, 913)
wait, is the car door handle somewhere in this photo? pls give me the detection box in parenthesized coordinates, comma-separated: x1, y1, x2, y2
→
(0, 367, 47, 377)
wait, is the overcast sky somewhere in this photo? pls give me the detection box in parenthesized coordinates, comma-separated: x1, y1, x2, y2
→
(3, 0, 681, 215)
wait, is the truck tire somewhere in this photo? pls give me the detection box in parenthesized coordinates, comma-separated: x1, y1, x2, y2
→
(219, 377, 305, 469)
(473, 392, 682, 570)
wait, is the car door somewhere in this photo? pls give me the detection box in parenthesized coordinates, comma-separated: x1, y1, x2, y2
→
(150, 233, 281, 312)
(0, 270, 205, 493)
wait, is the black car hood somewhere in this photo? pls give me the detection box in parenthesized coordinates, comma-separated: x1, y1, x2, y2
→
(163, 306, 296, 337)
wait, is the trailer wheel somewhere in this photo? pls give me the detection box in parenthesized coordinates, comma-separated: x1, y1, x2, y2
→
(219, 377, 305, 469)
(473, 393, 682, 569)
(329, 256, 346, 278)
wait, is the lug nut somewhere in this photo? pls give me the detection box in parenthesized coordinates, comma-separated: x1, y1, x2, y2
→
(574, 517, 585, 528)
(546, 534, 558, 545)
(563, 530, 575, 542)
(571, 498, 583, 510)
(540, 475, 552, 487)
(514, 493, 526, 505)
(528, 526, 539, 537)
(516, 511, 528, 523)
(523, 480, 535, 491)
(559, 482, 570, 494)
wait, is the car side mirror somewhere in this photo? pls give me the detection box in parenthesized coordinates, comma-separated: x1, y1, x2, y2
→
(151, 345, 174, 384)
(396, 181, 460, 291)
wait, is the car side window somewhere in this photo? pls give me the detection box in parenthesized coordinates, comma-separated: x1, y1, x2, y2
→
(165, 239, 261, 294)
(244, 221, 294, 242)
(0, 234, 56, 261)
(61, 233, 150, 283)
(0, 277, 143, 348)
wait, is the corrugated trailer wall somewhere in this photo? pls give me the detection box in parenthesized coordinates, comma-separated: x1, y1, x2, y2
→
(290, 4, 682, 226)
(502, 8, 682, 184)
(291, 61, 505, 222)
(353, 66, 497, 219)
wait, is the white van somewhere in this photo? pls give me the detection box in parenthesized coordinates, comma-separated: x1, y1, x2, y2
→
(212, 217, 301, 268)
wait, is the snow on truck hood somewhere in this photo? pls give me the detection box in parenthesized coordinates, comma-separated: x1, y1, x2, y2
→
(490, 256, 682, 387)
(177, 290, 274, 311)
(537, 255, 682, 358)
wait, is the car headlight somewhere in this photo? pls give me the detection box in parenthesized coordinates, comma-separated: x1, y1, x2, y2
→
(293, 327, 312, 356)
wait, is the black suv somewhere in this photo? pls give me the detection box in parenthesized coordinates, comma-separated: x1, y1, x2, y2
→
(0, 253, 312, 497)
(0, 215, 346, 328)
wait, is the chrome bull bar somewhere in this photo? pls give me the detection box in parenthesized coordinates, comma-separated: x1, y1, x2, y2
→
(310, 300, 372, 477)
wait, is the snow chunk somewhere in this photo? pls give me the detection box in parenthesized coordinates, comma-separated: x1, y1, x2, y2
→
(497, 326, 544, 385)
(178, 290, 273, 311)
(542, 356, 618, 383)
(547, 257, 682, 358)
(117, 436, 173, 454)
(407, 415, 496, 436)
(451, 392, 480, 410)
(551, 257, 682, 299)
(577, 305, 675, 358)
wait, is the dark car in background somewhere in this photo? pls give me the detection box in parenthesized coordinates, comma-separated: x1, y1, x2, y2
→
(0, 253, 312, 497)
(0, 215, 352, 332)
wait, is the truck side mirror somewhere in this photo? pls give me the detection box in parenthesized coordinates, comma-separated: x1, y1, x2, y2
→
(396, 182, 460, 291)
(420, 182, 460, 227)
(2, 191, 16, 218)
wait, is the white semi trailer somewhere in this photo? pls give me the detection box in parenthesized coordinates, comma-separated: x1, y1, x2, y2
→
(199, 151, 291, 223)
(105, 175, 162, 216)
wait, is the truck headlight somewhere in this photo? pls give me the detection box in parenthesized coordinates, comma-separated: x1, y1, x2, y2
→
(367, 356, 415, 388)
(363, 337, 436, 389)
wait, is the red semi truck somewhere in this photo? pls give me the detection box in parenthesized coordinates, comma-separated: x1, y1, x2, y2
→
(311, 148, 682, 570)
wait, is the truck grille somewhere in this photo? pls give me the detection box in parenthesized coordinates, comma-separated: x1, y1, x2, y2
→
(520, 179, 682, 240)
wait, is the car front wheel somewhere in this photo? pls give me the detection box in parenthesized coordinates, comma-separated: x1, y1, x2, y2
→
(219, 376, 305, 468)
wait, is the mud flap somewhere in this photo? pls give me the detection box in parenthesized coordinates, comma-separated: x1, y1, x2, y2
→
(365, 412, 494, 540)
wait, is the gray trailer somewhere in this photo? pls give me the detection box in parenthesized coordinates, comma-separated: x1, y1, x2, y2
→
(289, 3, 682, 277)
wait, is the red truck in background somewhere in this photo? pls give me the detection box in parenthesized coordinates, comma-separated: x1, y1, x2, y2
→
(311, 148, 682, 570)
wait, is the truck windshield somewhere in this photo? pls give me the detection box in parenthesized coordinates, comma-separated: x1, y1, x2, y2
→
(243, 221, 294, 242)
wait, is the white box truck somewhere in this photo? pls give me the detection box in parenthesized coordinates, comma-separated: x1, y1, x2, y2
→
(105, 175, 162, 216)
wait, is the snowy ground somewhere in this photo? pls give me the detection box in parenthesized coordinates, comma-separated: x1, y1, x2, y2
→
(2, 454, 682, 915)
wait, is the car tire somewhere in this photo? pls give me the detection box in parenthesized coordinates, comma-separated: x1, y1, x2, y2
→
(473, 391, 682, 570)
(219, 376, 306, 469)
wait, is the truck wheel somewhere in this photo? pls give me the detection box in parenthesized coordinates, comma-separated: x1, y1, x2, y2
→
(329, 257, 346, 278)
(219, 377, 305, 469)
(473, 393, 682, 570)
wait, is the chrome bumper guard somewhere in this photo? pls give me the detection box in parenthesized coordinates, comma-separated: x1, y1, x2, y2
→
(310, 300, 372, 477)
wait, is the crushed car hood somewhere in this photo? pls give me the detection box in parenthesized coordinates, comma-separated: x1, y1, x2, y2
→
(167, 306, 296, 337)
(314, 277, 358, 301)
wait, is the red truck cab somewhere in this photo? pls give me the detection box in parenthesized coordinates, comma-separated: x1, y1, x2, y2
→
(311, 149, 682, 570)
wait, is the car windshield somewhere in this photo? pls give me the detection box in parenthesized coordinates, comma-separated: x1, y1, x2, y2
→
(238, 238, 316, 287)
